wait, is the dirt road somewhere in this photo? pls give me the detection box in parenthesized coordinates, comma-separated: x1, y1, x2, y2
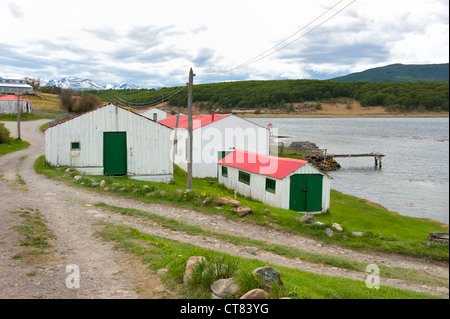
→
(0, 120, 448, 299)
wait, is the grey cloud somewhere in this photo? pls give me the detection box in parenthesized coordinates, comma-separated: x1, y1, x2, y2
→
(8, 3, 24, 19)
(192, 48, 216, 66)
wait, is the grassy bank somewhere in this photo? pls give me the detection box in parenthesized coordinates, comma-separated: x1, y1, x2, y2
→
(0, 138, 30, 156)
(97, 223, 440, 299)
(34, 156, 449, 261)
(95, 202, 448, 288)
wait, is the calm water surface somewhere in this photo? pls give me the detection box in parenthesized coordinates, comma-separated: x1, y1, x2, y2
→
(248, 117, 449, 224)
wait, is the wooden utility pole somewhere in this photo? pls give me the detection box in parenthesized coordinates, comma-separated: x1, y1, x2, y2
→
(16, 94, 21, 140)
(187, 68, 195, 190)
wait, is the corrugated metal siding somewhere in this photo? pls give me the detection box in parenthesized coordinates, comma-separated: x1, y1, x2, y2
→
(45, 104, 173, 177)
(0, 100, 32, 114)
(174, 115, 270, 178)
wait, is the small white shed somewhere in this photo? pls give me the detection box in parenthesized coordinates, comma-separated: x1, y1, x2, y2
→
(44, 103, 173, 182)
(158, 113, 270, 178)
(0, 95, 32, 114)
(218, 149, 331, 213)
(137, 107, 173, 121)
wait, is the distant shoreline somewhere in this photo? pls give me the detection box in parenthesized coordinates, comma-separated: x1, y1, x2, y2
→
(239, 112, 449, 118)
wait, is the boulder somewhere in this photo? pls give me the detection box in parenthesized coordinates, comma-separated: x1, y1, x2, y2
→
(252, 266, 285, 291)
(352, 232, 364, 237)
(212, 197, 241, 207)
(240, 289, 269, 299)
(427, 232, 449, 244)
(325, 228, 334, 237)
(210, 278, 240, 298)
(183, 256, 206, 284)
(332, 223, 343, 232)
(300, 213, 315, 224)
(235, 206, 253, 216)
(246, 247, 258, 254)
(99, 180, 106, 188)
(73, 175, 83, 181)
(200, 197, 210, 207)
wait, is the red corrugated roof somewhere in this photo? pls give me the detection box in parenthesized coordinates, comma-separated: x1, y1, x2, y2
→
(0, 95, 32, 102)
(218, 149, 308, 179)
(158, 113, 231, 129)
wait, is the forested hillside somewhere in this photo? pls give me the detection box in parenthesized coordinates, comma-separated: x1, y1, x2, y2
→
(90, 80, 449, 112)
(330, 63, 449, 83)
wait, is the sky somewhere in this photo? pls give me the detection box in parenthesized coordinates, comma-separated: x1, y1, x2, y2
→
(1, 0, 449, 88)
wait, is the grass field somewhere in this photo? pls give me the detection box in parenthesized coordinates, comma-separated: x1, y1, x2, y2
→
(0, 138, 30, 156)
(97, 223, 441, 299)
(34, 156, 449, 261)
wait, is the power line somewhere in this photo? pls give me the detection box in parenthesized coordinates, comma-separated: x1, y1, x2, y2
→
(115, 86, 186, 108)
(199, 0, 357, 79)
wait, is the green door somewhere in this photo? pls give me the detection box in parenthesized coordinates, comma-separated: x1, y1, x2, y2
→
(289, 174, 323, 212)
(103, 132, 127, 176)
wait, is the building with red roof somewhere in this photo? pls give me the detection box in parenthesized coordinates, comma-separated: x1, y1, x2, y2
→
(218, 149, 330, 213)
(159, 112, 270, 178)
(0, 95, 32, 114)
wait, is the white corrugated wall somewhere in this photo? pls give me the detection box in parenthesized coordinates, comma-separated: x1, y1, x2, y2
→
(173, 115, 270, 178)
(45, 104, 173, 181)
(0, 100, 32, 114)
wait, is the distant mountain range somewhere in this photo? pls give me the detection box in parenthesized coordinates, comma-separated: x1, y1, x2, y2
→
(330, 63, 449, 82)
(39, 77, 143, 90)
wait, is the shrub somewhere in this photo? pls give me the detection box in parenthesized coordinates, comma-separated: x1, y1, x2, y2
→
(0, 123, 11, 144)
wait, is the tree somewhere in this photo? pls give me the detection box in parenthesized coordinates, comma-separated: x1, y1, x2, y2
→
(59, 89, 76, 112)
(24, 77, 41, 91)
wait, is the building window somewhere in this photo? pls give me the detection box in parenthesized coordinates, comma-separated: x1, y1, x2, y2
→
(71, 142, 80, 150)
(265, 178, 276, 194)
(238, 171, 250, 185)
(153, 113, 158, 121)
(221, 166, 228, 178)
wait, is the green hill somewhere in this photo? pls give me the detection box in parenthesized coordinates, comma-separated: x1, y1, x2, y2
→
(330, 63, 449, 83)
(91, 79, 449, 112)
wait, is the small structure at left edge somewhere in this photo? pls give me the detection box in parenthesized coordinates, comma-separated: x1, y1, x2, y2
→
(44, 103, 174, 182)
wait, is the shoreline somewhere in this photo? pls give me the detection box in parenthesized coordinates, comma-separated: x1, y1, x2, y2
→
(238, 111, 449, 118)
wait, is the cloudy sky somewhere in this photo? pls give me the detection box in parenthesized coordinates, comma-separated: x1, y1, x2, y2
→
(1, 0, 448, 88)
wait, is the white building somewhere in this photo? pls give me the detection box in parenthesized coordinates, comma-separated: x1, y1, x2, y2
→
(0, 95, 32, 114)
(137, 107, 174, 121)
(218, 149, 331, 213)
(0, 78, 33, 94)
(45, 103, 173, 182)
(158, 113, 270, 178)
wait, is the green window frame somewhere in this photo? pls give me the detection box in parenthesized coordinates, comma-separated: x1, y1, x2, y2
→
(221, 166, 228, 178)
(238, 171, 251, 185)
(71, 142, 80, 150)
(265, 178, 276, 194)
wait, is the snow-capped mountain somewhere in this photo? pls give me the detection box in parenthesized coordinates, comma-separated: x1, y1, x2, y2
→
(42, 77, 142, 90)
(103, 82, 143, 90)
(44, 77, 104, 90)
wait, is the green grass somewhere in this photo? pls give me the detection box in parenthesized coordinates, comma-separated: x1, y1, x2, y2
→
(95, 202, 449, 287)
(96, 223, 441, 299)
(34, 155, 449, 261)
(0, 139, 30, 156)
(0, 113, 44, 121)
(11, 208, 55, 259)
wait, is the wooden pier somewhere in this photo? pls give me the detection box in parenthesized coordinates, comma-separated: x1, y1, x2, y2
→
(322, 152, 385, 168)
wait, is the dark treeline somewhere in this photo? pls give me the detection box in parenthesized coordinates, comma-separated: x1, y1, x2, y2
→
(90, 80, 449, 112)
